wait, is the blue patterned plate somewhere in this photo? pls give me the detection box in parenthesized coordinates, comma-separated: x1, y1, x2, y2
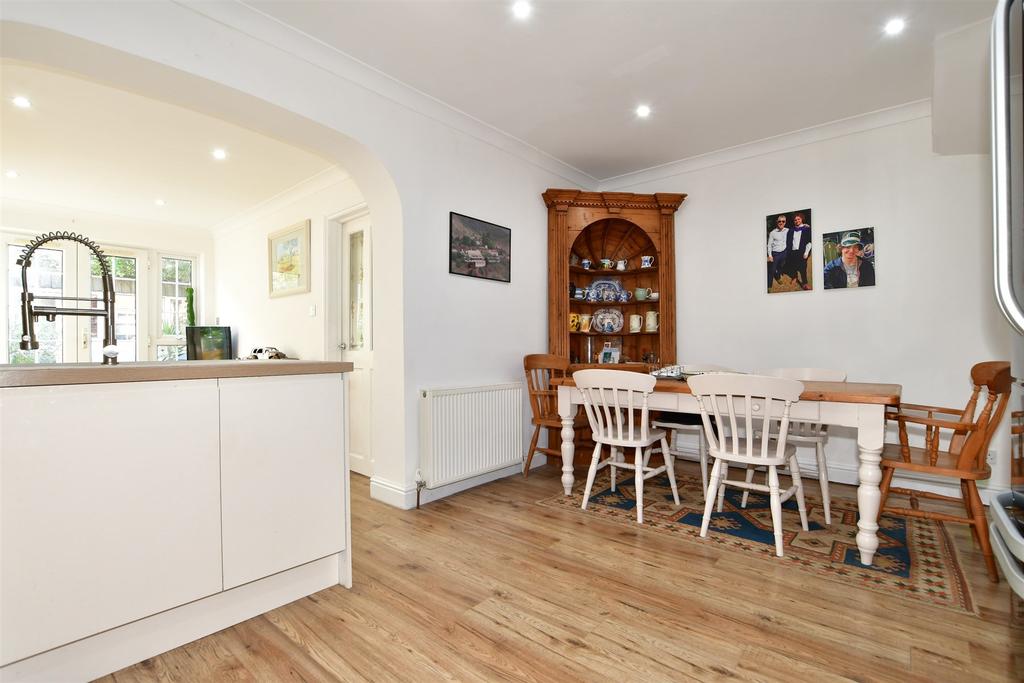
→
(592, 307, 624, 334)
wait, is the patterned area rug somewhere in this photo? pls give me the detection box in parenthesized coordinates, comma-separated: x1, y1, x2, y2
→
(538, 470, 976, 615)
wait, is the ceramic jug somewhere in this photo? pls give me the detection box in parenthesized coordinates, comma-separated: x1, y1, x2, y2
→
(645, 311, 659, 332)
(629, 314, 642, 333)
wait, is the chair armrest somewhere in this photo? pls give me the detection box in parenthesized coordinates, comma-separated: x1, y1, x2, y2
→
(892, 413, 974, 432)
(896, 402, 965, 417)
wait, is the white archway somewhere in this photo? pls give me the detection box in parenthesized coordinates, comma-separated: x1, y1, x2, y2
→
(0, 20, 408, 498)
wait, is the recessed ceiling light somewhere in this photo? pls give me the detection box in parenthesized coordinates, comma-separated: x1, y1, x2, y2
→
(5, 170, 18, 179)
(512, 1, 532, 20)
(11, 96, 31, 109)
(884, 18, 906, 36)
(635, 104, 652, 118)
(154, 199, 167, 207)
(212, 148, 228, 161)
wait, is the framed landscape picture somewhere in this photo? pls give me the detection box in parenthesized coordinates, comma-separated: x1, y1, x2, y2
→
(449, 212, 511, 283)
(268, 219, 311, 297)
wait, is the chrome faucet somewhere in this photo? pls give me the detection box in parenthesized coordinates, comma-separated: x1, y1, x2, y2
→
(17, 231, 118, 365)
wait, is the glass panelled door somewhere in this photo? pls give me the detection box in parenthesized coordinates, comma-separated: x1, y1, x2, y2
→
(6, 242, 76, 364)
(85, 251, 142, 363)
(4, 239, 145, 363)
(340, 213, 373, 476)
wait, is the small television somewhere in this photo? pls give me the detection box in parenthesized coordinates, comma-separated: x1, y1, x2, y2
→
(185, 326, 233, 361)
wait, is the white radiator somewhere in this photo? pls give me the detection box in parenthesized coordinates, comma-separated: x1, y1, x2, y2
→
(419, 383, 524, 488)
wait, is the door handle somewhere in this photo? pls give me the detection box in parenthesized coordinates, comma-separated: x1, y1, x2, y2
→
(337, 343, 348, 350)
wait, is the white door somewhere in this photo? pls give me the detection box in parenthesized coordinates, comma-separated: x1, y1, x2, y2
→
(333, 212, 373, 477)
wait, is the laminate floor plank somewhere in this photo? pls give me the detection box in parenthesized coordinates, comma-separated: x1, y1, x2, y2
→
(101, 465, 1024, 682)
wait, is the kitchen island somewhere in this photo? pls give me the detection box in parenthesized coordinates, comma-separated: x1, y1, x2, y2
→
(0, 360, 352, 682)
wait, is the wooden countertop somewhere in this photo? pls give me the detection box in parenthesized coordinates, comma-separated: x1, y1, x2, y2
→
(0, 360, 354, 388)
(551, 376, 902, 406)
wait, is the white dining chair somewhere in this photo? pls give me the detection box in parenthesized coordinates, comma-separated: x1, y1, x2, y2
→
(652, 364, 737, 498)
(688, 373, 807, 557)
(747, 367, 846, 525)
(575, 369, 680, 524)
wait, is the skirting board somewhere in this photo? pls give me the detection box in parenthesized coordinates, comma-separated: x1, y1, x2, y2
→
(1, 554, 347, 683)
(370, 455, 548, 510)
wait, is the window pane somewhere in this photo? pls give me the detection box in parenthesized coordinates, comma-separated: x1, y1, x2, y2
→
(348, 230, 368, 350)
(178, 260, 192, 284)
(8, 245, 63, 364)
(90, 255, 137, 362)
(156, 344, 186, 361)
(160, 257, 194, 338)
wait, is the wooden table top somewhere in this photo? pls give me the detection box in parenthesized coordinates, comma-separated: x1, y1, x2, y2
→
(551, 376, 902, 406)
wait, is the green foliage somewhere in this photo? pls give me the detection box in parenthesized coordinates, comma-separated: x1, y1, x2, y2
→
(185, 287, 196, 327)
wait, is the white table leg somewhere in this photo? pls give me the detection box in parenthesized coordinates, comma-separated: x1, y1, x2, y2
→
(855, 404, 885, 565)
(557, 386, 576, 496)
(560, 417, 576, 496)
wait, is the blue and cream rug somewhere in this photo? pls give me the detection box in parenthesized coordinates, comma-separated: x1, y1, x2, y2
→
(538, 470, 976, 614)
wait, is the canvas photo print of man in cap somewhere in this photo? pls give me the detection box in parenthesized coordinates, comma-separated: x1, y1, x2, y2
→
(822, 228, 875, 289)
(765, 208, 812, 293)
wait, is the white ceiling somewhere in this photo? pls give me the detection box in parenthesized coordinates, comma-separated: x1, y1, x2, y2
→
(249, 0, 995, 180)
(0, 61, 333, 230)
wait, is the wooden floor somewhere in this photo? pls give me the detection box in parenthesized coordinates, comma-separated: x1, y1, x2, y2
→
(104, 463, 1023, 682)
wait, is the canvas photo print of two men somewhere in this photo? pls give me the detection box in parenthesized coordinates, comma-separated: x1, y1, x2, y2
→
(766, 208, 812, 293)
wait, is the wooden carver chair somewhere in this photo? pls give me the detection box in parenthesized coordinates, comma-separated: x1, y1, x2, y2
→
(879, 361, 1012, 583)
(523, 354, 586, 477)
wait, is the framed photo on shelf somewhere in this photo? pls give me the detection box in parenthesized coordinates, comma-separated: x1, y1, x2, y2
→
(449, 212, 511, 283)
(599, 341, 621, 364)
(268, 220, 311, 298)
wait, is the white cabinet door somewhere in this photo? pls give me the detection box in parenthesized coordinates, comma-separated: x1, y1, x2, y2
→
(0, 380, 222, 665)
(219, 374, 346, 589)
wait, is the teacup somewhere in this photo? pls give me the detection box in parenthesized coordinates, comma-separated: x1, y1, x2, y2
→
(569, 313, 581, 332)
(629, 314, 642, 333)
(640, 255, 655, 268)
(617, 290, 633, 303)
(600, 258, 613, 270)
(634, 287, 652, 301)
(645, 311, 659, 332)
(581, 259, 592, 270)
(573, 287, 587, 300)
(616, 259, 628, 271)
(649, 291, 660, 301)
(580, 314, 593, 333)
(587, 288, 600, 302)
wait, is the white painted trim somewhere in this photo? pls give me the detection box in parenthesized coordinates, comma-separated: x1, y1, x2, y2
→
(368, 456, 547, 510)
(599, 99, 933, 190)
(210, 167, 353, 236)
(184, 1, 598, 189)
(0, 554, 343, 682)
(369, 476, 417, 509)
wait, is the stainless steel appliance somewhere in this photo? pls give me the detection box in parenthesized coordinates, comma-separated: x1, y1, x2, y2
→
(990, 0, 1024, 598)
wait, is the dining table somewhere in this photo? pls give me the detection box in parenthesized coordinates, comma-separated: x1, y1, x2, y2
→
(551, 376, 902, 566)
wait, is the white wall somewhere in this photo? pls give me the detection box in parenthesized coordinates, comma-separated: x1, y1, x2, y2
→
(212, 169, 364, 361)
(603, 107, 1013, 491)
